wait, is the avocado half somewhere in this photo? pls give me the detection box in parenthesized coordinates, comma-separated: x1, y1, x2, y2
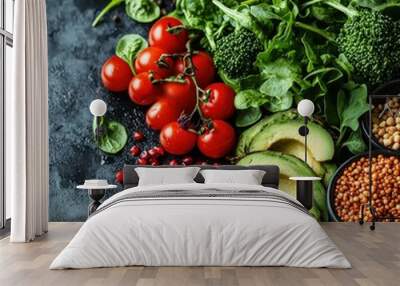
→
(237, 150, 328, 221)
(236, 111, 334, 162)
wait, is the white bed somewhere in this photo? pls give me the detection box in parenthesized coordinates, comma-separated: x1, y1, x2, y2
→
(50, 182, 350, 269)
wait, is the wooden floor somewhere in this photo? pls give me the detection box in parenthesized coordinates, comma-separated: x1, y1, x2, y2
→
(0, 223, 399, 286)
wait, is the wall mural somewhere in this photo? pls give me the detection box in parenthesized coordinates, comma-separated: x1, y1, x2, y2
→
(48, 0, 400, 222)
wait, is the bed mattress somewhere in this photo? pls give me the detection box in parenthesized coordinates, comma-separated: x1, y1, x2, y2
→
(50, 183, 350, 269)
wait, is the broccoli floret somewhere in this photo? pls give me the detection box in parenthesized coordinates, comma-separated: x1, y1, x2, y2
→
(214, 29, 263, 79)
(337, 8, 399, 87)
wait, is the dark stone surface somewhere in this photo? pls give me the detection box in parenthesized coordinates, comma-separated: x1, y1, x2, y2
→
(47, 0, 171, 221)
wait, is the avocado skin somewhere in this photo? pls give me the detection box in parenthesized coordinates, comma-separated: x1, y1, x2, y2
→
(322, 163, 337, 188)
(236, 111, 298, 157)
(236, 111, 334, 162)
(237, 150, 328, 221)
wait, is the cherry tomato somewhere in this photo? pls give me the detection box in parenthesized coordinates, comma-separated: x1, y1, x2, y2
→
(200, 83, 235, 120)
(149, 16, 189, 53)
(115, 170, 124, 184)
(128, 72, 161, 106)
(160, 122, 197, 155)
(146, 98, 182, 130)
(175, 51, 215, 88)
(162, 77, 196, 113)
(197, 120, 236, 159)
(101, 55, 133, 92)
(135, 47, 173, 78)
(173, 58, 185, 75)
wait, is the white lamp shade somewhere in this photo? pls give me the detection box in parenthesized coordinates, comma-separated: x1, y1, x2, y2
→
(89, 99, 107, 117)
(297, 99, 315, 117)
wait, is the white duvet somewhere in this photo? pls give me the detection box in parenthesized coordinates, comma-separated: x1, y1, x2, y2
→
(50, 183, 350, 269)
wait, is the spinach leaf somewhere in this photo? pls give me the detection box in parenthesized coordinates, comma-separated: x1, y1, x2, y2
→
(259, 77, 293, 110)
(125, 0, 160, 23)
(343, 127, 367, 154)
(115, 34, 148, 72)
(339, 83, 369, 132)
(258, 58, 301, 112)
(234, 90, 268, 110)
(175, 0, 235, 49)
(93, 117, 128, 154)
(235, 107, 262, 127)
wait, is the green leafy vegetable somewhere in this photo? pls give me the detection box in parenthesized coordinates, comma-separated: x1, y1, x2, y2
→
(172, 0, 373, 150)
(92, 0, 160, 27)
(235, 107, 262, 127)
(343, 127, 367, 154)
(174, 0, 236, 49)
(125, 0, 160, 23)
(93, 117, 128, 154)
(115, 34, 148, 72)
(305, 0, 400, 87)
(234, 89, 268, 110)
(212, 0, 266, 40)
(338, 83, 369, 133)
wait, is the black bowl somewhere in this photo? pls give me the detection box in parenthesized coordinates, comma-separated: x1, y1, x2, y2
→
(327, 150, 397, 222)
(361, 79, 400, 153)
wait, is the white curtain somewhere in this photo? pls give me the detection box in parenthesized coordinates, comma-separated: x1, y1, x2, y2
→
(7, 0, 49, 242)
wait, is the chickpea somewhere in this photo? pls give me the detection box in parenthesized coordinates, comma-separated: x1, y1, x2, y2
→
(334, 154, 400, 222)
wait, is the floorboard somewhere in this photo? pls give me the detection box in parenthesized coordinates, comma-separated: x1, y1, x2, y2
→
(0, 222, 399, 286)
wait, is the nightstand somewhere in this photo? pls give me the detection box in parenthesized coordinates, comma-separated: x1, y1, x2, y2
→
(77, 180, 117, 216)
(289, 177, 321, 210)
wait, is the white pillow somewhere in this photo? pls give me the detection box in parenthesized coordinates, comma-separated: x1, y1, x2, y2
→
(200, 169, 266, 185)
(136, 167, 200, 186)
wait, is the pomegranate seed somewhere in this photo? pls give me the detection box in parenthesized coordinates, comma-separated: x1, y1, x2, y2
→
(137, 158, 148, 165)
(182, 156, 193, 165)
(149, 157, 159, 166)
(130, 145, 141, 156)
(196, 160, 208, 166)
(154, 146, 165, 156)
(148, 148, 159, 158)
(133, 131, 144, 142)
(140, 150, 150, 160)
(115, 170, 124, 184)
(169, 159, 179, 166)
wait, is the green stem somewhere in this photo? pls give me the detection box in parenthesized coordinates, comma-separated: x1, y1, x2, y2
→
(240, 0, 260, 6)
(294, 21, 336, 42)
(302, 0, 358, 18)
(92, 0, 124, 27)
(336, 128, 348, 147)
(151, 77, 186, 84)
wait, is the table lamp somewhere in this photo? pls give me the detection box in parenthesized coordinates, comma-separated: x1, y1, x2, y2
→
(89, 99, 107, 142)
(297, 99, 315, 164)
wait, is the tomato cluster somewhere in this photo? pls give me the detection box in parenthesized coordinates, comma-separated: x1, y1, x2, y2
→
(101, 16, 236, 160)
